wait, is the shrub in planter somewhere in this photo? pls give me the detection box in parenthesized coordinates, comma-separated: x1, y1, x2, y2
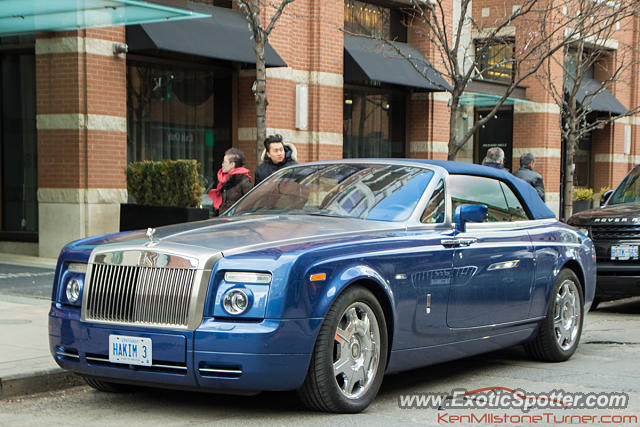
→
(121, 159, 208, 231)
(572, 187, 594, 214)
(126, 159, 203, 208)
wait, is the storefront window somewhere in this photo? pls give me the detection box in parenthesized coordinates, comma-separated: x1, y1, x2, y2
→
(475, 39, 515, 83)
(345, 0, 391, 39)
(1, 51, 37, 234)
(127, 62, 232, 185)
(574, 133, 592, 187)
(343, 89, 406, 158)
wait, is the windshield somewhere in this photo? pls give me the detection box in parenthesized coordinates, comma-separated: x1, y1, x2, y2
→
(225, 164, 434, 222)
(608, 166, 640, 205)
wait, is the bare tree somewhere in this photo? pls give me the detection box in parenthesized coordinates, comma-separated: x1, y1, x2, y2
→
(351, 0, 621, 164)
(536, 1, 640, 219)
(387, 0, 575, 160)
(236, 0, 295, 159)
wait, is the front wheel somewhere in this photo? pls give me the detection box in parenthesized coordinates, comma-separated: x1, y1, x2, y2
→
(525, 269, 584, 362)
(298, 286, 388, 413)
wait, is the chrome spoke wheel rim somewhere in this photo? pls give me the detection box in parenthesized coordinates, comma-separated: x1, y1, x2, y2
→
(553, 279, 581, 350)
(333, 302, 381, 400)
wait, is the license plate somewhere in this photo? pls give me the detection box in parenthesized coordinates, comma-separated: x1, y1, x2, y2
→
(610, 245, 639, 261)
(109, 335, 152, 366)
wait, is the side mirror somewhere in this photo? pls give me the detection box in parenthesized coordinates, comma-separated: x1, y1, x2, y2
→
(454, 204, 488, 232)
(600, 190, 613, 207)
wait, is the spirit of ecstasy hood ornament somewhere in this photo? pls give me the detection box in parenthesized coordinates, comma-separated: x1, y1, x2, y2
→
(145, 227, 157, 246)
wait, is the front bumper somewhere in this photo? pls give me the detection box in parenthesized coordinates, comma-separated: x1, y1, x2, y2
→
(49, 303, 322, 392)
(596, 262, 640, 299)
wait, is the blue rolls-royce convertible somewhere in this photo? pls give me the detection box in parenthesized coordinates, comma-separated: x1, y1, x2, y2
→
(49, 160, 596, 413)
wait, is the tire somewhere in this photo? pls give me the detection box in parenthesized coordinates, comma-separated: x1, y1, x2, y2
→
(83, 376, 135, 393)
(525, 269, 584, 362)
(297, 286, 388, 413)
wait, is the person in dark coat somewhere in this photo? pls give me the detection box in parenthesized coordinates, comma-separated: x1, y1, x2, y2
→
(254, 134, 298, 185)
(482, 147, 506, 170)
(208, 148, 253, 214)
(513, 152, 546, 202)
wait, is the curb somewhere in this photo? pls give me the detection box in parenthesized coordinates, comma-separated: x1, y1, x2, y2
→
(0, 368, 84, 400)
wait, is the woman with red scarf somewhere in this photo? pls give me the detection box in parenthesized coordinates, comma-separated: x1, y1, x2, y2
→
(208, 148, 252, 215)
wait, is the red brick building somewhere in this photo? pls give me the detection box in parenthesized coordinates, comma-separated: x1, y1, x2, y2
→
(0, 0, 638, 257)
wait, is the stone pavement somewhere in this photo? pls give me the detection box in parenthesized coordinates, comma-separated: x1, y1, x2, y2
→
(0, 253, 83, 399)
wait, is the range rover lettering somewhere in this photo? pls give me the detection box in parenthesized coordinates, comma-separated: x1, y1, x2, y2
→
(49, 160, 596, 413)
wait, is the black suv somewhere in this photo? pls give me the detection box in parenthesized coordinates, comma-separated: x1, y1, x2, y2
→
(568, 165, 640, 307)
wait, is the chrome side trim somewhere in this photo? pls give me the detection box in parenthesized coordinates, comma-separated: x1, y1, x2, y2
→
(85, 355, 187, 371)
(199, 368, 242, 375)
(56, 351, 80, 359)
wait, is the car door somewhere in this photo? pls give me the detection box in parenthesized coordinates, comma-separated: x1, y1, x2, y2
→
(445, 175, 535, 328)
(407, 178, 456, 344)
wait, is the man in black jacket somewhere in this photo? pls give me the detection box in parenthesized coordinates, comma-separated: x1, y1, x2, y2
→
(513, 152, 546, 201)
(254, 134, 298, 185)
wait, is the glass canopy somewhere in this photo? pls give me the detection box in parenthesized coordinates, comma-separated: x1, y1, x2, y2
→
(0, 0, 210, 35)
(459, 92, 534, 107)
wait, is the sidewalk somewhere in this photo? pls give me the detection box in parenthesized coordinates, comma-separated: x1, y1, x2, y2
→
(0, 253, 83, 399)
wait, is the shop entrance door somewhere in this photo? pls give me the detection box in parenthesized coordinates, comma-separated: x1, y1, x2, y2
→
(475, 109, 513, 170)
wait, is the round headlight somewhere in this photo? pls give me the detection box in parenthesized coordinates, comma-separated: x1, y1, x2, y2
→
(222, 289, 249, 315)
(65, 278, 81, 303)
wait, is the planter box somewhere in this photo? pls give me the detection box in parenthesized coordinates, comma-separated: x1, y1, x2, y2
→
(572, 200, 592, 214)
(120, 203, 210, 232)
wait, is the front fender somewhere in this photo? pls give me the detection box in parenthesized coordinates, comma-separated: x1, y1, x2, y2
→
(308, 264, 396, 321)
(545, 243, 595, 311)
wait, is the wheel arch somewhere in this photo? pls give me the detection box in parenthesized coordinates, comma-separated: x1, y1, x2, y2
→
(346, 278, 395, 367)
(310, 264, 396, 368)
(561, 259, 585, 298)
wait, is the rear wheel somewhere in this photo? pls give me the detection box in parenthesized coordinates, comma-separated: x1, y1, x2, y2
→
(83, 376, 135, 393)
(525, 269, 583, 362)
(298, 286, 388, 413)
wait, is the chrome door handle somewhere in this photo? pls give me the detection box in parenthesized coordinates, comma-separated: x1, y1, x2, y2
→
(441, 238, 477, 247)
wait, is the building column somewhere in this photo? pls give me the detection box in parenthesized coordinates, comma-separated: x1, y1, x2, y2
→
(36, 28, 127, 258)
(407, 92, 450, 160)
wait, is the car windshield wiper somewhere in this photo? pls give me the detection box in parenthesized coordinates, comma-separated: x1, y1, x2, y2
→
(298, 209, 347, 218)
(234, 208, 291, 216)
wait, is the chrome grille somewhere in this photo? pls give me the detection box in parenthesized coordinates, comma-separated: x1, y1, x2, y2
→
(86, 264, 197, 327)
(590, 225, 640, 241)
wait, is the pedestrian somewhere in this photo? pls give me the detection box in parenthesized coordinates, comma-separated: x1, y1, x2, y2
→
(254, 134, 298, 185)
(513, 152, 545, 201)
(208, 148, 253, 214)
(482, 147, 505, 170)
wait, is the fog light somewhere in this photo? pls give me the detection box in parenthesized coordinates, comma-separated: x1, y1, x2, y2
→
(222, 289, 249, 315)
(65, 278, 81, 303)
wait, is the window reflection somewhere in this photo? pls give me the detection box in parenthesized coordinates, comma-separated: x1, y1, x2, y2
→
(450, 175, 531, 222)
(228, 164, 433, 222)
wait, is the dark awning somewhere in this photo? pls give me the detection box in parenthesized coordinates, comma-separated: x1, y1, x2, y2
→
(127, 5, 286, 67)
(564, 77, 627, 115)
(344, 35, 450, 91)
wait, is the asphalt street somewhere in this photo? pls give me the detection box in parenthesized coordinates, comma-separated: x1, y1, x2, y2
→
(0, 264, 55, 300)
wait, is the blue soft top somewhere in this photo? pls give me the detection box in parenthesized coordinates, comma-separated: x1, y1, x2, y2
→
(412, 159, 556, 220)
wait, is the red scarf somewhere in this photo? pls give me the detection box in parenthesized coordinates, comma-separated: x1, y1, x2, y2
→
(208, 167, 251, 210)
